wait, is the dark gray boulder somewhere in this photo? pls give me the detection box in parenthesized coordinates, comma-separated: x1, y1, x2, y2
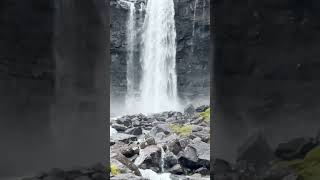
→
(275, 137, 318, 160)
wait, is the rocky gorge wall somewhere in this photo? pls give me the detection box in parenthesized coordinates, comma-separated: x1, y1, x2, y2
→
(213, 0, 320, 162)
(0, 0, 108, 177)
(110, 0, 210, 108)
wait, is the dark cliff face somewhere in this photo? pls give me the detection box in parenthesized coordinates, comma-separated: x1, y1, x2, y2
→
(213, 0, 320, 161)
(0, 0, 108, 177)
(110, 0, 210, 107)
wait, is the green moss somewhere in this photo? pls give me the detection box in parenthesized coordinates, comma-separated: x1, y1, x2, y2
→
(170, 124, 193, 137)
(110, 164, 120, 176)
(200, 108, 210, 122)
(276, 148, 320, 180)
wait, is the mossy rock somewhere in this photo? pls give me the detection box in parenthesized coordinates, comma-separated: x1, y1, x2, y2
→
(276, 147, 320, 180)
(110, 164, 120, 176)
(169, 124, 193, 137)
(200, 108, 210, 122)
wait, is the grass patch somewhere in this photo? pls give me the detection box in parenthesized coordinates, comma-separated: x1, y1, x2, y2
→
(275, 148, 320, 180)
(170, 124, 193, 137)
(110, 164, 120, 176)
(200, 108, 210, 122)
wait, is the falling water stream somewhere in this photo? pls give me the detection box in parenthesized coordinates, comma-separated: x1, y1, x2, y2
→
(125, 1, 137, 110)
(191, 0, 199, 53)
(138, 0, 180, 114)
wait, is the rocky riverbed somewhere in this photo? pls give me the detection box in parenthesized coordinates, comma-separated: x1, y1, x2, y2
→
(110, 105, 211, 180)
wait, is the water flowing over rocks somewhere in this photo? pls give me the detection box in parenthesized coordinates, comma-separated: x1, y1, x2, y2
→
(110, 104, 210, 179)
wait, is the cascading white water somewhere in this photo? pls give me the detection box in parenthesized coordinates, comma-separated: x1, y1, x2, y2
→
(125, 1, 138, 110)
(191, 0, 199, 53)
(139, 0, 180, 114)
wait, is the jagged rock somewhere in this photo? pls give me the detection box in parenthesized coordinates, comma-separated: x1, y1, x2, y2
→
(111, 133, 137, 144)
(164, 151, 179, 169)
(179, 137, 191, 149)
(125, 127, 143, 135)
(192, 125, 203, 132)
(191, 116, 204, 125)
(112, 123, 127, 131)
(134, 145, 162, 172)
(237, 133, 274, 173)
(195, 167, 210, 176)
(179, 146, 200, 169)
(155, 132, 166, 141)
(168, 164, 184, 175)
(167, 139, 183, 155)
(275, 137, 318, 160)
(116, 117, 132, 127)
(191, 131, 210, 143)
(150, 123, 172, 136)
(196, 105, 209, 112)
(184, 104, 195, 115)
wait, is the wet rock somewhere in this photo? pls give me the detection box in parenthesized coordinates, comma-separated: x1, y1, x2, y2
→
(195, 167, 210, 175)
(125, 127, 143, 135)
(134, 145, 162, 172)
(168, 164, 184, 175)
(116, 117, 132, 127)
(179, 146, 200, 169)
(111, 173, 148, 180)
(196, 105, 209, 112)
(179, 137, 191, 149)
(275, 137, 318, 160)
(164, 151, 178, 168)
(150, 123, 172, 136)
(167, 139, 182, 155)
(191, 116, 204, 125)
(155, 132, 166, 141)
(191, 131, 210, 143)
(184, 104, 195, 115)
(111, 133, 137, 144)
(112, 123, 127, 131)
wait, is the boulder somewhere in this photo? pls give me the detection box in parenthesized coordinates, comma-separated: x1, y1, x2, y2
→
(125, 127, 143, 135)
(110, 133, 137, 144)
(134, 145, 162, 172)
(112, 123, 127, 131)
(184, 104, 195, 115)
(196, 105, 209, 112)
(116, 116, 132, 127)
(163, 151, 178, 169)
(237, 133, 274, 173)
(150, 123, 172, 136)
(168, 164, 184, 175)
(275, 137, 318, 160)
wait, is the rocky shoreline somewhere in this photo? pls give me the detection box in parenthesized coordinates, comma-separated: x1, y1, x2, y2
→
(110, 105, 211, 180)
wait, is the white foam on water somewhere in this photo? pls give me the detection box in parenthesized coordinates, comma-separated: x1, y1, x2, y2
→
(139, 169, 172, 180)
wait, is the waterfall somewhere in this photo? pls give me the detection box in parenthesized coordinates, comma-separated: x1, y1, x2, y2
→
(139, 0, 180, 114)
(191, 0, 199, 53)
(125, 1, 138, 110)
